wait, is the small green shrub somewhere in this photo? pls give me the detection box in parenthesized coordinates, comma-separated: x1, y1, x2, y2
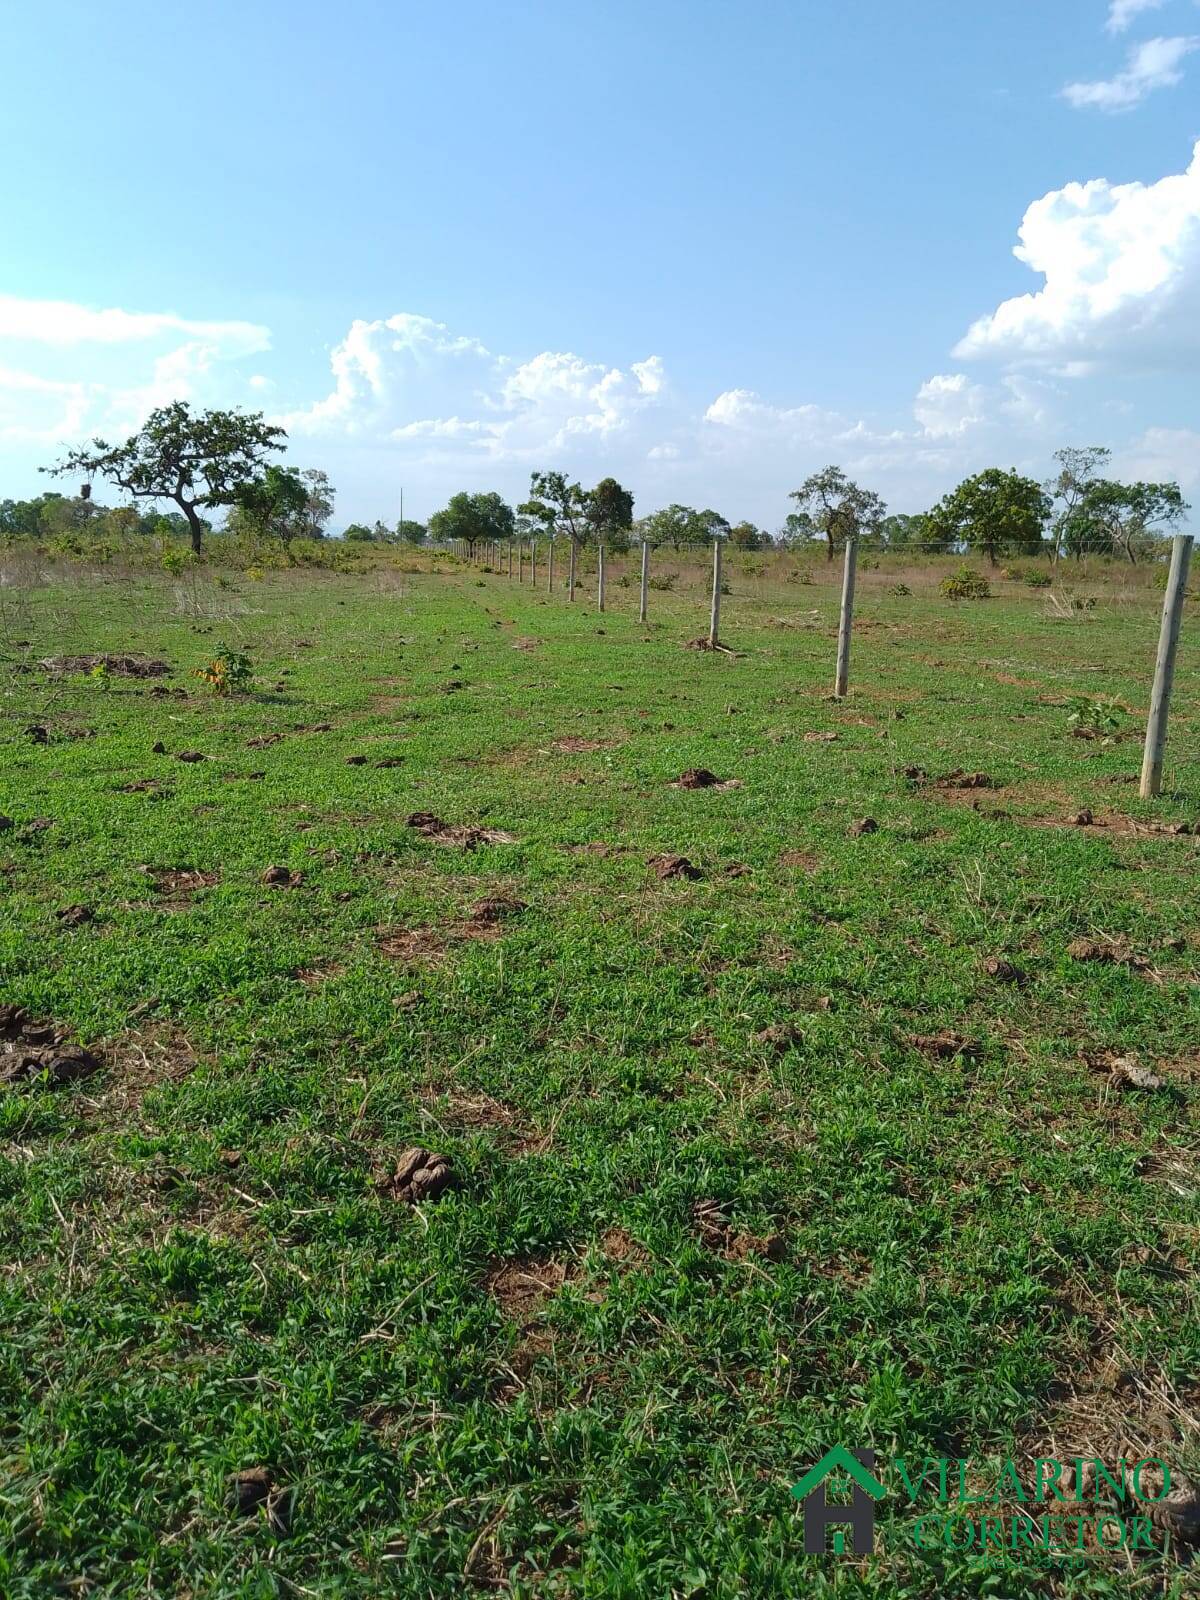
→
(647, 573, 677, 592)
(1066, 695, 1124, 741)
(1024, 570, 1051, 589)
(889, 582, 912, 597)
(939, 567, 990, 601)
(193, 646, 253, 698)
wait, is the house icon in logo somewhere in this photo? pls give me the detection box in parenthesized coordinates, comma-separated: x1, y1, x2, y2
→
(791, 1446, 886, 1554)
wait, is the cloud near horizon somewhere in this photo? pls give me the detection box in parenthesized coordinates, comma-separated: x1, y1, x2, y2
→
(2, 141, 1199, 523)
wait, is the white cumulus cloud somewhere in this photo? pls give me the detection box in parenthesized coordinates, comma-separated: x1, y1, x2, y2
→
(1106, 0, 1165, 33)
(0, 294, 269, 354)
(954, 140, 1200, 366)
(913, 373, 987, 437)
(1062, 34, 1198, 111)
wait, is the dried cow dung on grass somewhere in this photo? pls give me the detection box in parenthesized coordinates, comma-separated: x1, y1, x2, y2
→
(1068, 808, 1094, 827)
(982, 956, 1026, 984)
(753, 1021, 804, 1052)
(675, 768, 720, 789)
(41, 653, 170, 678)
(0, 1004, 99, 1087)
(1082, 1050, 1171, 1093)
(261, 866, 303, 888)
(176, 750, 206, 764)
(649, 853, 701, 881)
(405, 812, 517, 849)
(1066, 935, 1151, 972)
(55, 904, 95, 928)
(378, 1146, 456, 1204)
(467, 895, 526, 926)
(847, 817, 878, 837)
(934, 770, 997, 790)
(691, 1198, 785, 1262)
(909, 1030, 981, 1061)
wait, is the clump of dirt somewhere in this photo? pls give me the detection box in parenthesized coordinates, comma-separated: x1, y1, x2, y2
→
(671, 769, 742, 791)
(24, 725, 48, 744)
(909, 1030, 981, 1061)
(902, 765, 928, 784)
(229, 1467, 290, 1535)
(345, 755, 368, 766)
(691, 1199, 785, 1263)
(847, 817, 878, 837)
(246, 733, 284, 749)
(375, 757, 404, 769)
(259, 865, 302, 888)
(803, 730, 839, 743)
(0, 1005, 99, 1087)
(512, 637, 540, 652)
(142, 866, 220, 898)
(601, 1228, 651, 1268)
(485, 1256, 569, 1325)
(377, 1146, 456, 1204)
(1068, 808, 1094, 827)
(40, 653, 170, 678)
(649, 853, 701, 881)
(175, 750, 206, 764)
(293, 962, 345, 986)
(753, 1021, 804, 1052)
(982, 956, 1027, 984)
(550, 737, 608, 753)
(405, 812, 517, 849)
(117, 778, 166, 794)
(56, 904, 95, 928)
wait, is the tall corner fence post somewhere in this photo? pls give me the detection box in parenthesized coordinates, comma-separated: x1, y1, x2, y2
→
(597, 543, 606, 613)
(834, 537, 858, 699)
(639, 539, 649, 623)
(547, 538, 554, 593)
(531, 540, 537, 589)
(709, 536, 723, 648)
(1140, 532, 1193, 799)
(568, 538, 577, 602)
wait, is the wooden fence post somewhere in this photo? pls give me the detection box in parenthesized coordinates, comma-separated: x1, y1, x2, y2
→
(531, 541, 537, 588)
(547, 538, 555, 593)
(597, 544, 606, 613)
(1140, 533, 1193, 798)
(568, 539, 577, 602)
(640, 539, 649, 623)
(709, 537, 723, 648)
(834, 538, 858, 698)
(518, 542, 525, 583)
(508, 542, 513, 579)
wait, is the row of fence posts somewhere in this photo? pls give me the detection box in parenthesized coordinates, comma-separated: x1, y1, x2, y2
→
(444, 532, 1194, 799)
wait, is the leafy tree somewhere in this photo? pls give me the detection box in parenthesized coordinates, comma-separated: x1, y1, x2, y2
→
(519, 471, 588, 545)
(343, 523, 376, 542)
(1069, 479, 1187, 565)
(926, 468, 1049, 567)
(45, 402, 286, 555)
(789, 466, 886, 561)
(634, 504, 729, 549)
(299, 469, 335, 539)
(729, 521, 764, 551)
(777, 509, 817, 549)
(878, 511, 948, 551)
(584, 477, 634, 550)
(396, 518, 427, 545)
(1047, 447, 1110, 563)
(427, 490, 515, 558)
(230, 465, 310, 543)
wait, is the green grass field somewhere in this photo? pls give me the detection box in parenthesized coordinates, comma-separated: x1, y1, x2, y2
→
(1, 550, 1197, 1597)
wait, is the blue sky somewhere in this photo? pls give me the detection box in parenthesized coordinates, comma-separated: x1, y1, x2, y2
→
(2, 0, 1199, 529)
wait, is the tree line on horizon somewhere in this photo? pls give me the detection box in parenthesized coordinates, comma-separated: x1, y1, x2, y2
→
(1, 402, 1189, 567)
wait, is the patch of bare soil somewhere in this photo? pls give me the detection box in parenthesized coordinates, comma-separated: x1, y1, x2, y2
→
(486, 1256, 570, 1325)
(566, 841, 626, 857)
(550, 736, 608, 753)
(87, 1023, 198, 1117)
(56, 904, 95, 928)
(0, 1005, 99, 1086)
(376, 1146, 456, 1204)
(1080, 1049, 1184, 1094)
(406, 812, 518, 849)
(512, 637, 540, 652)
(670, 769, 742, 791)
(982, 956, 1027, 985)
(779, 850, 820, 871)
(803, 730, 839, 743)
(246, 733, 285, 749)
(293, 962, 346, 986)
(649, 853, 701, 881)
(1066, 935, 1156, 976)
(117, 777, 168, 794)
(753, 1021, 804, 1053)
(377, 927, 447, 963)
(600, 1228, 651, 1268)
(1014, 1356, 1200, 1551)
(847, 817, 878, 837)
(908, 1030, 982, 1062)
(141, 865, 220, 899)
(40, 653, 170, 678)
(691, 1199, 786, 1263)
